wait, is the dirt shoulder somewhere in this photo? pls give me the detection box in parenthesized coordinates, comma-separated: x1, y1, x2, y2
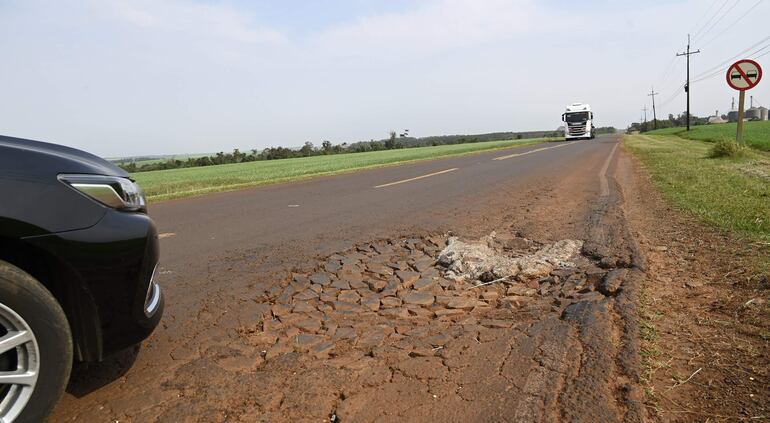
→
(618, 143, 770, 421)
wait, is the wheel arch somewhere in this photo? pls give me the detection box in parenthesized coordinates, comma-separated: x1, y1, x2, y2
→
(0, 237, 103, 362)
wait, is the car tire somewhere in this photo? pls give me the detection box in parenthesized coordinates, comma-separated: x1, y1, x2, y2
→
(0, 260, 72, 423)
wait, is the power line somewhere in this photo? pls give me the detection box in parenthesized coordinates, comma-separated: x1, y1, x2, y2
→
(755, 48, 770, 59)
(693, 44, 770, 82)
(691, 41, 770, 83)
(693, 0, 742, 45)
(659, 88, 684, 109)
(689, 0, 722, 35)
(655, 56, 678, 88)
(659, 61, 685, 92)
(697, 0, 765, 49)
(651, 2, 765, 125)
(690, 35, 770, 80)
(691, 0, 732, 41)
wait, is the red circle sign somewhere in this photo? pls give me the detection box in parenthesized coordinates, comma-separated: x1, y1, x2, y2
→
(726, 59, 762, 91)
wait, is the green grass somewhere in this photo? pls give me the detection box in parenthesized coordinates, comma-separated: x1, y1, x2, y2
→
(624, 134, 770, 242)
(134, 138, 551, 202)
(645, 120, 770, 151)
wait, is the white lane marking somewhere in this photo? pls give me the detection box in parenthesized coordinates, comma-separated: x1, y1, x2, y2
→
(492, 142, 575, 161)
(599, 143, 619, 197)
(374, 168, 459, 188)
(158, 232, 176, 239)
(288, 204, 300, 207)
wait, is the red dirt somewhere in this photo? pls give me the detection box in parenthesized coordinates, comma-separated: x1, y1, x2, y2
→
(618, 146, 770, 422)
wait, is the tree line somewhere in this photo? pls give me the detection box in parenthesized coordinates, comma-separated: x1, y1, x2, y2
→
(626, 112, 710, 133)
(117, 129, 570, 173)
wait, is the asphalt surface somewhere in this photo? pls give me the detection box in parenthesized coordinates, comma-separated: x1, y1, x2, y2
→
(152, 138, 614, 282)
(53, 135, 627, 422)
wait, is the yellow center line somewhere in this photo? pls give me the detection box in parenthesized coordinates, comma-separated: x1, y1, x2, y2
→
(374, 168, 459, 188)
(492, 142, 575, 161)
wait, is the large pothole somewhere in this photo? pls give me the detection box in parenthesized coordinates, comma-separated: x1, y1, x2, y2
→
(235, 232, 615, 363)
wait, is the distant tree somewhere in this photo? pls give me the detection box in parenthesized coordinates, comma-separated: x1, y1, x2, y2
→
(300, 142, 314, 157)
(321, 140, 333, 154)
(214, 152, 225, 165)
(385, 131, 397, 149)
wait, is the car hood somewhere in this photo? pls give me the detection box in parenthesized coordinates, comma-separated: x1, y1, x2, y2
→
(0, 135, 129, 178)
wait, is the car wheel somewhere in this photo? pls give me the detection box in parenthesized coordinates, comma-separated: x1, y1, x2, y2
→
(0, 260, 72, 423)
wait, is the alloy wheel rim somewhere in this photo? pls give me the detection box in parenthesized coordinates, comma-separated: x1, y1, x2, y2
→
(0, 302, 39, 422)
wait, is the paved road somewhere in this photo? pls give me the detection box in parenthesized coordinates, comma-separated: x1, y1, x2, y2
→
(152, 138, 613, 278)
(53, 134, 634, 422)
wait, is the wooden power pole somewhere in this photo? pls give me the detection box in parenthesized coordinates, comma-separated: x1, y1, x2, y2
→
(648, 88, 660, 129)
(676, 34, 700, 131)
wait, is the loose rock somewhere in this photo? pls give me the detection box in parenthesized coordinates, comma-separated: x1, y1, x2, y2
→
(413, 278, 435, 291)
(396, 271, 421, 287)
(309, 273, 332, 287)
(403, 292, 435, 306)
(447, 298, 487, 310)
(380, 297, 403, 308)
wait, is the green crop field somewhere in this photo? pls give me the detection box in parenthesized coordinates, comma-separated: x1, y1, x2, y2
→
(624, 134, 770, 242)
(134, 138, 551, 202)
(645, 120, 770, 151)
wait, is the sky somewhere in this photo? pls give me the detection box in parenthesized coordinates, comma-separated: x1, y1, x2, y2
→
(1, 0, 769, 157)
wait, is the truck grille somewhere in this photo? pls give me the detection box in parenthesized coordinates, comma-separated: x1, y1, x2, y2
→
(568, 124, 585, 136)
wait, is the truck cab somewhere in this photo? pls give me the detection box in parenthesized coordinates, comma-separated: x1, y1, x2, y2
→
(561, 103, 595, 140)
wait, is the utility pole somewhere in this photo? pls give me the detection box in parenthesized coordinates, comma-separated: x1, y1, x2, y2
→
(676, 34, 700, 131)
(648, 88, 660, 130)
(642, 106, 648, 131)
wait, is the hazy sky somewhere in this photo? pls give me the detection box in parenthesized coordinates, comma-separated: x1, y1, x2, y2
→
(1, 0, 768, 157)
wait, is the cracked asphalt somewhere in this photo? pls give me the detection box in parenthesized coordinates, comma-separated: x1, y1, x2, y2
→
(52, 135, 647, 422)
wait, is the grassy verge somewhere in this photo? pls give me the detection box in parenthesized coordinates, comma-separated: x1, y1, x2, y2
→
(624, 134, 770, 242)
(645, 120, 770, 151)
(135, 138, 551, 202)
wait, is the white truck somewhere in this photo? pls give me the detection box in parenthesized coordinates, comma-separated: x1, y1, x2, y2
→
(561, 103, 595, 140)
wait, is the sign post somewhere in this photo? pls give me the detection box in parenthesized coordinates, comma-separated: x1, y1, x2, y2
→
(726, 59, 762, 145)
(737, 90, 746, 144)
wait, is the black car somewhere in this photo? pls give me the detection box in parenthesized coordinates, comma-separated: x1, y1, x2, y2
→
(0, 135, 163, 422)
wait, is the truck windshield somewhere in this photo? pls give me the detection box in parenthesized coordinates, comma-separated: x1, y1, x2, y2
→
(565, 112, 589, 122)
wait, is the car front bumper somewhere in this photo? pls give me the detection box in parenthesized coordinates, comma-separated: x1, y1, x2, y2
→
(22, 209, 163, 360)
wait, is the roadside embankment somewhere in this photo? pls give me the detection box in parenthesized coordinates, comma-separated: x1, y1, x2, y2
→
(624, 134, 770, 243)
(645, 120, 770, 151)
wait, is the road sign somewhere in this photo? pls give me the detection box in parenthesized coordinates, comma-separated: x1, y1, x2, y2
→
(726, 59, 762, 91)
(726, 59, 763, 145)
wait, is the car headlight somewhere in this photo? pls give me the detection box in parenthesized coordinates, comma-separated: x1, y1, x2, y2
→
(58, 174, 147, 212)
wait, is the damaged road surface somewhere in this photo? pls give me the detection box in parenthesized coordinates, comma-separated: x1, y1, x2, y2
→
(53, 136, 648, 422)
(232, 232, 643, 422)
